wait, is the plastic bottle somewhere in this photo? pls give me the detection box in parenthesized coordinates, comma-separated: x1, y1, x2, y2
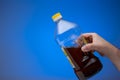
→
(52, 12, 103, 80)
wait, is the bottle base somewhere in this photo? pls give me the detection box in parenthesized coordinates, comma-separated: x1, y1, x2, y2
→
(74, 57, 103, 80)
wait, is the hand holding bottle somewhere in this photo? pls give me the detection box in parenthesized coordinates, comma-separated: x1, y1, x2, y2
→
(77, 33, 120, 71)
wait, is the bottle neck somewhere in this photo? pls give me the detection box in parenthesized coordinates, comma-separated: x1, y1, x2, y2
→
(55, 18, 62, 24)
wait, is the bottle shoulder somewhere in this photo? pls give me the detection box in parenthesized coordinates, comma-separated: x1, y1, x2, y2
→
(56, 19, 80, 35)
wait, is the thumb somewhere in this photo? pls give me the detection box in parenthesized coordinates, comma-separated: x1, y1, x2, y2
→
(81, 43, 95, 52)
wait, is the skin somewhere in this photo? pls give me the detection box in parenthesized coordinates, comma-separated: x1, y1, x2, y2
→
(77, 33, 120, 71)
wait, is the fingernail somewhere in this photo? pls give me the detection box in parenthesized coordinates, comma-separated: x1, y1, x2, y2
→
(75, 40, 80, 46)
(81, 45, 88, 52)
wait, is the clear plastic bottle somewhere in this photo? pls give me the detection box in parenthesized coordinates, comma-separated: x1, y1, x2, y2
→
(52, 12, 103, 80)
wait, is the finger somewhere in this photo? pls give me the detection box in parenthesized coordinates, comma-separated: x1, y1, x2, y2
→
(76, 38, 83, 47)
(81, 43, 95, 52)
(81, 33, 95, 37)
(84, 35, 93, 43)
(77, 32, 93, 41)
(76, 35, 92, 46)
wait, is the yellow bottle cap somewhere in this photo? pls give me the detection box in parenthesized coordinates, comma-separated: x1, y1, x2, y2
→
(52, 12, 62, 22)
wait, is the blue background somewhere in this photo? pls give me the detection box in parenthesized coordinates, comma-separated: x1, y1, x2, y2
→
(0, 0, 120, 80)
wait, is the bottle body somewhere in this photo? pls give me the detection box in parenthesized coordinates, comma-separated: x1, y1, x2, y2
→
(63, 47, 102, 79)
(52, 13, 102, 79)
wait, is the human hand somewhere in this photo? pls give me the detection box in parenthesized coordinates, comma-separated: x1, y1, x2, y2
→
(77, 33, 117, 57)
(77, 33, 120, 71)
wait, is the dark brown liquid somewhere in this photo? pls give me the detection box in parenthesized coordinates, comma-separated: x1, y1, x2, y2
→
(63, 47, 102, 79)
